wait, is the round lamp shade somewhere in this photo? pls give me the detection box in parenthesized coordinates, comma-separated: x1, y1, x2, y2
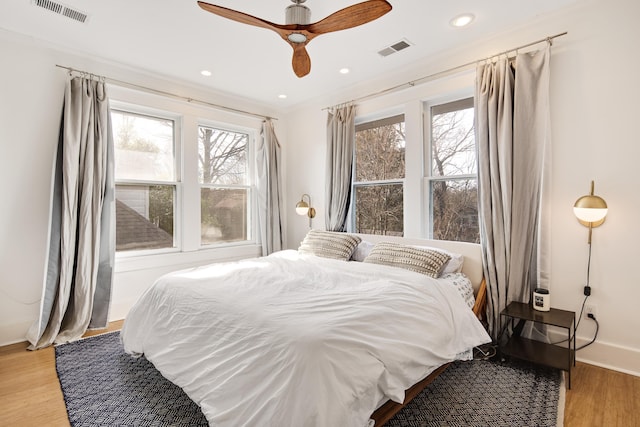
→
(573, 194, 607, 226)
(295, 200, 309, 216)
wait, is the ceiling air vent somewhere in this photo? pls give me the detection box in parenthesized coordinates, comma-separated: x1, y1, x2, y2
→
(32, 0, 89, 23)
(377, 39, 413, 57)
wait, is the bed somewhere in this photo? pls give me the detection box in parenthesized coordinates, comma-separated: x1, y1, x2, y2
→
(121, 231, 491, 426)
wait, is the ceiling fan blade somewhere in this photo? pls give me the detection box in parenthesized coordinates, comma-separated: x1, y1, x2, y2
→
(197, 1, 290, 35)
(308, 0, 392, 35)
(291, 44, 311, 78)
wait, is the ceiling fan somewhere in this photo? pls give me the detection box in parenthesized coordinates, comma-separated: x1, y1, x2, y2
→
(197, 0, 393, 78)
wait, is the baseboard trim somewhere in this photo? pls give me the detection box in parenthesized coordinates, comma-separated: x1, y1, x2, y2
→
(0, 319, 125, 351)
(575, 341, 640, 378)
(0, 320, 34, 347)
(549, 330, 640, 377)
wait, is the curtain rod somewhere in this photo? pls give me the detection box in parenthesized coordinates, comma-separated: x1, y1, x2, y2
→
(323, 31, 567, 111)
(55, 65, 277, 121)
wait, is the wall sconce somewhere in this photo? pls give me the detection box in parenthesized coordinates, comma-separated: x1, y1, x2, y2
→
(573, 180, 608, 244)
(296, 194, 316, 228)
(573, 180, 607, 297)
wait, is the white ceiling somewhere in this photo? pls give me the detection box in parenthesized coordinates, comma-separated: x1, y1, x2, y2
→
(1, 0, 580, 108)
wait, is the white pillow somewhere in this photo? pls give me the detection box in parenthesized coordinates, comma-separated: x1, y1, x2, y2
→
(351, 240, 375, 262)
(441, 272, 476, 309)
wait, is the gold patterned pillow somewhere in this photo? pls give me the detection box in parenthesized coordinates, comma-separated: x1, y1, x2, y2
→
(298, 230, 362, 261)
(363, 241, 451, 278)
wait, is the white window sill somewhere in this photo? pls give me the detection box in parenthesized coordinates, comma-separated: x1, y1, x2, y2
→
(115, 244, 262, 273)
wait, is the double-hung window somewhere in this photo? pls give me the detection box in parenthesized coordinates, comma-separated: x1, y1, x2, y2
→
(426, 98, 479, 243)
(110, 93, 260, 262)
(352, 114, 405, 236)
(198, 125, 252, 245)
(112, 109, 179, 252)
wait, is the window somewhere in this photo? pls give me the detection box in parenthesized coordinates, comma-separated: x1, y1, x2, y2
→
(109, 92, 261, 266)
(427, 98, 479, 243)
(352, 114, 405, 236)
(198, 125, 252, 245)
(112, 109, 178, 252)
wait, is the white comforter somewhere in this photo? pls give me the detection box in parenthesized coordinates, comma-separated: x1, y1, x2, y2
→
(121, 250, 490, 427)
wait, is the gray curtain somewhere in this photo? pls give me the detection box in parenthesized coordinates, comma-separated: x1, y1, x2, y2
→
(475, 46, 551, 340)
(27, 76, 115, 349)
(256, 119, 283, 255)
(325, 104, 355, 231)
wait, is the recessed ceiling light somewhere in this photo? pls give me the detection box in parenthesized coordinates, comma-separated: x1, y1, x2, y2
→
(450, 13, 475, 28)
(200, 70, 212, 77)
(339, 68, 350, 74)
(278, 94, 287, 99)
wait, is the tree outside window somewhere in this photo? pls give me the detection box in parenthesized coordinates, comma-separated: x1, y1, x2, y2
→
(428, 98, 479, 243)
(198, 126, 251, 245)
(353, 115, 405, 236)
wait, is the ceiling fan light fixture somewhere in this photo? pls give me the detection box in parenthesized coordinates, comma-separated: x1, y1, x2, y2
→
(287, 32, 307, 43)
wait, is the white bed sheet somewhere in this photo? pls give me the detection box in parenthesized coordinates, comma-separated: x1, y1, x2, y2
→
(121, 250, 490, 427)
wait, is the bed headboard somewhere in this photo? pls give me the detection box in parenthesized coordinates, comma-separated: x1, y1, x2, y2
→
(353, 234, 484, 293)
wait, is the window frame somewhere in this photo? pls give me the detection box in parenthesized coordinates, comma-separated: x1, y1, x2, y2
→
(423, 96, 479, 242)
(350, 113, 406, 235)
(197, 120, 257, 248)
(110, 97, 261, 262)
(111, 102, 183, 257)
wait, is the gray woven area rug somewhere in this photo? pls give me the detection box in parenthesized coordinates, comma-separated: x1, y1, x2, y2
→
(55, 332, 563, 426)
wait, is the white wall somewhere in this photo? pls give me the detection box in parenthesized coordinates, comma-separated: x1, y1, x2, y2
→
(0, 30, 282, 346)
(284, 0, 640, 375)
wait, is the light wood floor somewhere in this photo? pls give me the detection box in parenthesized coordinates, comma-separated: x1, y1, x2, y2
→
(1, 321, 638, 427)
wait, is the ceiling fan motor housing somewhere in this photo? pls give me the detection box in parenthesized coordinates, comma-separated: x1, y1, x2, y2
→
(286, 4, 310, 25)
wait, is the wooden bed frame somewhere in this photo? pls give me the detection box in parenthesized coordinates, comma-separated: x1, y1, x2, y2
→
(352, 234, 488, 426)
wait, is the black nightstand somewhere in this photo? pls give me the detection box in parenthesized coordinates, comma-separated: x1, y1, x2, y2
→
(500, 301, 576, 389)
